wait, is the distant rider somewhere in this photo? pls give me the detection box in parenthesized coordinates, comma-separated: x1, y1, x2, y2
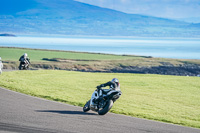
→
(94, 78, 120, 102)
(19, 53, 30, 69)
(0, 57, 3, 74)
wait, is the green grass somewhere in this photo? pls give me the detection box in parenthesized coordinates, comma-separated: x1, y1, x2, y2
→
(0, 70, 200, 128)
(0, 47, 141, 62)
(2, 47, 200, 71)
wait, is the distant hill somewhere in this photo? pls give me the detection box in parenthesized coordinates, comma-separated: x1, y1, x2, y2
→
(177, 17, 200, 23)
(0, 0, 200, 37)
(0, 33, 16, 37)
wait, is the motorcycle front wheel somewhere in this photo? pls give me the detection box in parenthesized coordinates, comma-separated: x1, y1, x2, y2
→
(24, 65, 29, 70)
(98, 100, 113, 115)
(83, 100, 90, 112)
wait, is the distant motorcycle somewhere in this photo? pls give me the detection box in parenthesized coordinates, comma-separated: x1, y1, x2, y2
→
(0, 62, 3, 74)
(83, 87, 122, 115)
(19, 60, 30, 70)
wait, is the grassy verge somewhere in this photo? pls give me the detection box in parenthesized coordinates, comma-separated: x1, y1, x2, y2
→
(1, 47, 200, 76)
(0, 47, 142, 61)
(0, 70, 200, 128)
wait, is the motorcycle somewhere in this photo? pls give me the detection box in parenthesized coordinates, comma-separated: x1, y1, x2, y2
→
(0, 61, 2, 74)
(19, 60, 30, 70)
(83, 87, 122, 115)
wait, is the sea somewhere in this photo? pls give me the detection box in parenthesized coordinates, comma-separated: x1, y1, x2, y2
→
(0, 36, 200, 59)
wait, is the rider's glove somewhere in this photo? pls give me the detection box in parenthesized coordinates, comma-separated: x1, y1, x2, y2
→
(96, 85, 101, 89)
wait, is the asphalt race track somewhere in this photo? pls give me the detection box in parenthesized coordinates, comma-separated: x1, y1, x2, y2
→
(0, 87, 200, 133)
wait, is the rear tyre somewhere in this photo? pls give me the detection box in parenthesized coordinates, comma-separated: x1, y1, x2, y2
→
(83, 100, 90, 112)
(98, 100, 113, 115)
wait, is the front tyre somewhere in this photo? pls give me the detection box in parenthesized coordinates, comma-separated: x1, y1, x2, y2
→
(25, 65, 29, 70)
(83, 100, 90, 112)
(98, 100, 113, 115)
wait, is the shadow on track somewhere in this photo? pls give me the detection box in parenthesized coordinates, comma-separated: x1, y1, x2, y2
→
(36, 110, 97, 115)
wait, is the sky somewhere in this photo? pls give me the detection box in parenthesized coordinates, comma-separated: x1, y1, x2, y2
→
(75, 0, 200, 19)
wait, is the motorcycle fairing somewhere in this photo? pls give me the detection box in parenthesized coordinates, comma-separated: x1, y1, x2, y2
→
(90, 90, 99, 111)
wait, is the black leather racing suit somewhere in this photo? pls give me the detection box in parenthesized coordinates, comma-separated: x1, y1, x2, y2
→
(95, 81, 120, 102)
(97, 81, 119, 90)
(19, 55, 30, 67)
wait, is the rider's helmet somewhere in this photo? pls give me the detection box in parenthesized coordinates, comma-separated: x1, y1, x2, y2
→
(24, 53, 28, 58)
(111, 78, 119, 86)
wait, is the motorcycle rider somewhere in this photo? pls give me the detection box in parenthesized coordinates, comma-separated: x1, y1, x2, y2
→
(19, 53, 30, 69)
(0, 57, 3, 74)
(94, 78, 120, 102)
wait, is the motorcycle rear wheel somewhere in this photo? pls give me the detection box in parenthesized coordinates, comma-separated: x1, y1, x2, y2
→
(98, 100, 113, 115)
